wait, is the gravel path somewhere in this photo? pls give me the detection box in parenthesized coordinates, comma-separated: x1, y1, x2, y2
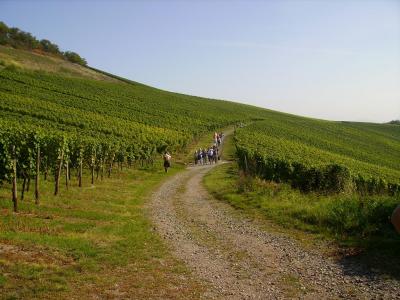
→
(149, 144, 400, 299)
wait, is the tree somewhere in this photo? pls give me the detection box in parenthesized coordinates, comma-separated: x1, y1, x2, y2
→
(0, 21, 88, 65)
(39, 39, 60, 55)
(0, 21, 9, 45)
(63, 51, 87, 66)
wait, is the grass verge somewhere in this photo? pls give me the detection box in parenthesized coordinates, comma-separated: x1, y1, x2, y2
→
(219, 131, 236, 161)
(0, 162, 204, 299)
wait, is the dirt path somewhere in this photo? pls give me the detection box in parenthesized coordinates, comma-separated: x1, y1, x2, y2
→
(150, 139, 400, 299)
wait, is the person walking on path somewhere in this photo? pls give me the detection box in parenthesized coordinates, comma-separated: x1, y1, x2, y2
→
(208, 147, 214, 165)
(202, 148, 208, 165)
(198, 149, 203, 165)
(214, 132, 218, 145)
(213, 145, 219, 163)
(163, 151, 171, 173)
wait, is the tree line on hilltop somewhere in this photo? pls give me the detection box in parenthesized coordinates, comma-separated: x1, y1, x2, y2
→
(0, 21, 87, 66)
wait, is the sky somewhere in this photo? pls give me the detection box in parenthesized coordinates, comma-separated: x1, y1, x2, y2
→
(1, 0, 399, 122)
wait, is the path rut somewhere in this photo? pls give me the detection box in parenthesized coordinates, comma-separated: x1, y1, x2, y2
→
(150, 162, 400, 299)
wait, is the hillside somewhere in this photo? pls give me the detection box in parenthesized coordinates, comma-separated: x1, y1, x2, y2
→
(1, 44, 399, 193)
(1, 37, 400, 300)
(0, 45, 268, 145)
(235, 117, 400, 189)
(0, 45, 110, 81)
(0, 21, 87, 66)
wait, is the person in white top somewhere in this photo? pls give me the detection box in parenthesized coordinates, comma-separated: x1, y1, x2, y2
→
(208, 148, 214, 164)
(163, 151, 171, 173)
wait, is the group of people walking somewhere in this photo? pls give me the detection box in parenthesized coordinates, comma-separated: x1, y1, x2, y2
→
(162, 132, 224, 173)
(194, 132, 224, 166)
(194, 145, 219, 165)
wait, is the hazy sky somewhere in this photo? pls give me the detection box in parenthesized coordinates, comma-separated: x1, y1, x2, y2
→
(1, 0, 399, 122)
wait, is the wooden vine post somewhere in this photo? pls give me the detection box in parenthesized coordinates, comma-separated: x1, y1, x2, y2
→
(65, 160, 69, 190)
(91, 152, 95, 185)
(100, 157, 104, 180)
(11, 145, 18, 212)
(21, 173, 26, 201)
(26, 176, 30, 192)
(79, 156, 83, 187)
(54, 147, 64, 196)
(244, 154, 249, 174)
(108, 153, 114, 178)
(35, 144, 40, 204)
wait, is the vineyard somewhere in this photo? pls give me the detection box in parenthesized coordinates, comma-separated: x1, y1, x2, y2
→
(1, 57, 400, 214)
(1, 44, 399, 213)
(0, 52, 272, 212)
(235, 117, 400, 195)
(1, 17, 400, 300)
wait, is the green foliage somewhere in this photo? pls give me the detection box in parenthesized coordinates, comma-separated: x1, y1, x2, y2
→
(1, 26, 399, 205)
(204, 164, 400, 239)
(324, 196, 398, 236)
(63, 51, 87, 66)
(0, 20, 87, 65)
(0, 164, 203, 299)
(38, 39, 60, 54)
(0, 21, 9, 45)
(0, 66, 271, 203)
(235, 118, 400, 194)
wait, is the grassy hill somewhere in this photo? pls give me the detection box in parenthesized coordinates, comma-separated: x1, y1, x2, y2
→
(0, 46, 269, 152)
(1, 45, 399, 196)
(235, 116, 400, 187)
(0, 45, 106, 81)
(0, 41, 399, 299)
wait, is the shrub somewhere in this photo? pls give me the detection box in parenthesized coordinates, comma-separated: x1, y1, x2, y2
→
(324, 195, 398, 236)
(323, 164, 351, 193)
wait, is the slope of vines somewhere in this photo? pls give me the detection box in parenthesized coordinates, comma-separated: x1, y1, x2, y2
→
(235, 118, 400, 195)
(1, 55, 399, 212)
(0, 68, 268, 135)
(0, 66, 269, 211)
